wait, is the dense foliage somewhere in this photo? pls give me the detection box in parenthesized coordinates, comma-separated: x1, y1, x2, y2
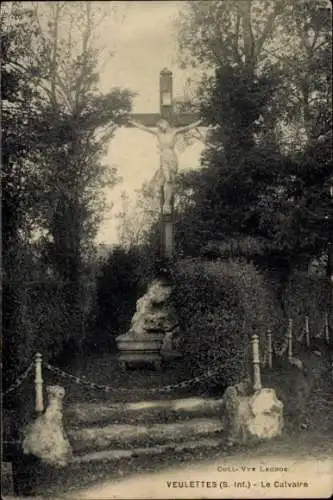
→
(174, 0, 332, 279)
(120, 1, 332, 285)
(2, 2, 133, 388)
(88, 245, 155, 352)
(171, 258, 283, 392)
(2, 0, 332, 403)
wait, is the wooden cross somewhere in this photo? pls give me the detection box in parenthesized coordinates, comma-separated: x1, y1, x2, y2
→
(126, 68, 200, 260)
(128, 68, 199, 128)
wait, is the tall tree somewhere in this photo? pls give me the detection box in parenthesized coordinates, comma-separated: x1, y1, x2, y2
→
(175, 0, 332, 278)
(30, 1, 132, 268)
(176, 1, 287, 260)
(2, 1, 133, 383)
(1, 2, 52, 384)
(177, 0, 288, 70)
(30, 2, 133, 350)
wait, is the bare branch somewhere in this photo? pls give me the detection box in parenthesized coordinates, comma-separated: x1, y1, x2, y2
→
(255, 0, 286, 59)
(50, 2, 61, 109)
(74, 1, 93, 112)
(311, 30, 319, 51)
(31, 2, 73, 111)
(237, 0, 256, 66)
(233, 11, 242, 64)
(295, 23, 312, 55)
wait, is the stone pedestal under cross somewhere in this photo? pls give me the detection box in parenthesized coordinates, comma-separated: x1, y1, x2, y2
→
(125, 68, 202, 260)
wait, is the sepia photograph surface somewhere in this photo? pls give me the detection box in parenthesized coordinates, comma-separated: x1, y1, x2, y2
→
(2, 1, 333, 498)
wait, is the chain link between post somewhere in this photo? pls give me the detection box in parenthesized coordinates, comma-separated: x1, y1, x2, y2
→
(2, 313, 329, 398)
(296, 330, 306, 342)
(273, 336, 289, 357)
(44, 354, 239, 394)
(2, 363, 34, 397)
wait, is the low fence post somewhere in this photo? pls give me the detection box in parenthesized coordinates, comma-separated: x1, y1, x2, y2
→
(287, 318, 293, 361)
(35, 353, 44, 413)
(251, 334, 262, 392)
(305, 316, 310, 347)
(267, 329, 273, 369)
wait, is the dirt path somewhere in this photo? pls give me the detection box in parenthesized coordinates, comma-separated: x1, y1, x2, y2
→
(60, 434, 333, 499)
(62, 447, 332, 498)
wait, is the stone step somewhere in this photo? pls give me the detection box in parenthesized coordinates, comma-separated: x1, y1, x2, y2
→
(68, 417, 224, 454)
(65, 397, 224, 427)
(72, 436, 222, 464)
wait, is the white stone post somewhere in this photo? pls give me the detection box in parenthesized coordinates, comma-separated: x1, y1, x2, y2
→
(35, 352, 44, 413)
(305, 316, 310, 347)
(325, 312, 330, 344)
(251, 334, 262, 392)
(267, 329, 273, 369)
(287, 319, 293, 361)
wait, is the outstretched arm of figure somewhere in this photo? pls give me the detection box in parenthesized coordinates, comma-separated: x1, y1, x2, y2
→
(128, 119, 157, 135)
(175, 119, 203, 136)
(190, 126, 215, 148)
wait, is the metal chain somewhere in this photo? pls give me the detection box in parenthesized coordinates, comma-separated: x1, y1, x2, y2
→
(45, 354, 238, 394)
(273, 313, 329, 359)
(3, 314, 325, 399)
(296, 329, 306, 342)
(45, 363, 115, 392)
(273, 336, 289, 357)
(2, 362, 34, 397)
(314, 319, 325, 339)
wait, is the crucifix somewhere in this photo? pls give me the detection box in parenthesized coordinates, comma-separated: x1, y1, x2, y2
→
(125, 68, 204, 260)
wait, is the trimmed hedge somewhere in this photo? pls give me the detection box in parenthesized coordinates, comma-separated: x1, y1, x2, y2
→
(171, 258, 283, 393)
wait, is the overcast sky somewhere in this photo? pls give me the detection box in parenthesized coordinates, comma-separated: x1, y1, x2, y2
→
(94, 1, 204, 244)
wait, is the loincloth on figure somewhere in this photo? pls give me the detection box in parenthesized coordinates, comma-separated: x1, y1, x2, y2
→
(160, 149, 178, 175)
(151, 157, 177, 189)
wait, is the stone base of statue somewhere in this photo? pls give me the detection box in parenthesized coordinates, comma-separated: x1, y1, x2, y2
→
(22, 386, 72, 467)
(222, 380, 284, 446)
(116, 278, 182, 370)
(117, 332, 165, 370)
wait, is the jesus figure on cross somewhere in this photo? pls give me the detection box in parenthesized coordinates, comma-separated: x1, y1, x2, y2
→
(128, 117, 203, 214)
